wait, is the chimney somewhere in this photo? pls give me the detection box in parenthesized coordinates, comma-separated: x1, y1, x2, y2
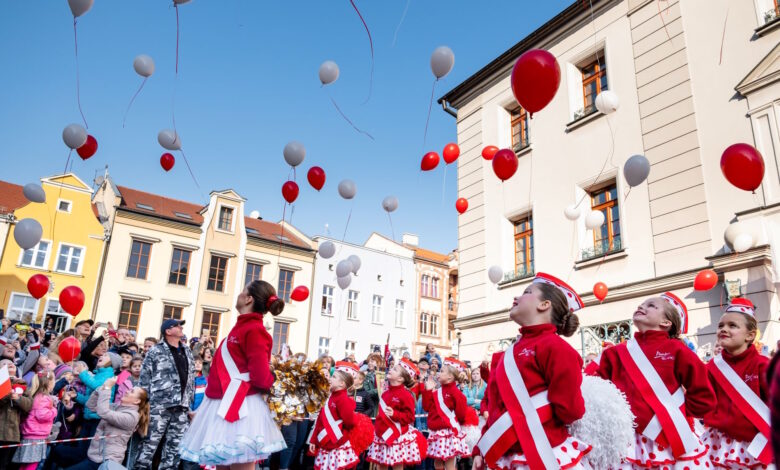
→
(402, 233, 419, 247)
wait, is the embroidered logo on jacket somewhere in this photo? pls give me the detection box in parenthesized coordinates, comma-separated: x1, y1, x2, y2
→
(654, 351, 674, 361)
(518, 348, 535, 358)
(745, 374, 758, 383)
(228, 335, 240, 344)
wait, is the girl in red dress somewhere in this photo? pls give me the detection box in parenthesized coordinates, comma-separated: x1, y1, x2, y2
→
(367, 357, 426, 470)
(598, 292, 716, 469)
(702, 298, 772, 469)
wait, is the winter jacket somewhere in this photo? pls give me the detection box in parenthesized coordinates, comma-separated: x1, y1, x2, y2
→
(140, 341, 194, 410)
(353, 384, 377, 417)
(0, 380, 33, 442)
(423, 352, 443, 368)
(77, 367, 115, 421)
(86, 385, 140, 464)
(20, 394, 57, 439)
(192, 374, 207, 411)
(464, 381, 486, 411)
(79, 336, 107, 371)
(114, 370, 135, 404)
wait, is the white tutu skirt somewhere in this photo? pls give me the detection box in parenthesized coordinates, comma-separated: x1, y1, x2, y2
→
(179, 394, 287, 465)
(427, 428, 470, 461)
(701, 426, 771, 469)
(367, 428, 423, 466)
(618, 432, 711, 469)
(492, 436, 592, 470)
(314, 441, 359, 470)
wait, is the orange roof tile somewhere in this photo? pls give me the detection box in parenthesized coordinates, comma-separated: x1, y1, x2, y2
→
(244, 217, 309, 250)
(410, 246, 450, 265)
(116, 185, 204, 225)
(0, 181, 29, 215)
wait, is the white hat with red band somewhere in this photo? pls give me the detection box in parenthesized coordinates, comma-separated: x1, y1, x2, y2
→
(0, 337, 6, 346)
(660, 292, 688, 334)
(532, 272, 584, 312)
(399, 357, 420, 379)
(28, 342, 41, 351)
(726, 297, 756, 317)
(443, 357, 467, 373)
(335, 361, 360, 379)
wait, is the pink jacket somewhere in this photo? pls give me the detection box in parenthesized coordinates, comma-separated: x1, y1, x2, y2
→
(20, 395, 57, 440)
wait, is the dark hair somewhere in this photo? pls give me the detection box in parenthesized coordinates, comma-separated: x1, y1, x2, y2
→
(247, 280, 285, 316)
(659, 299, 682, 339)
(535, 283, 579, 337)
(417, 357, 429, 365)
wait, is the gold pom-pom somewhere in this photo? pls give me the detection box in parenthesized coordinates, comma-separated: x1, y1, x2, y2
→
(268, 359, 332, 426)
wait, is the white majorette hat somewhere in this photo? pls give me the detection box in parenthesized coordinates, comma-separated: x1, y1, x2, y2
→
(335, 361, 360, 379)
(443, 357, 467, 373)
(660, 292, 688, 334)
(0, 337, 6, 346)
(399, 357, 420, 379)
(532, 272, 584, 312)
(28, 342, 40, 351)
(726, 297, 756, 317)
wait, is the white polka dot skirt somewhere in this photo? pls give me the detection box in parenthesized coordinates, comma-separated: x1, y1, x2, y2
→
(492, 436, 592, 470)
(619, 431, 712, 469)
(701, 426, 769, 469)
(427, 428, 470, 461)
(367, 428, 424, 466)
(314, 441, 360, 470)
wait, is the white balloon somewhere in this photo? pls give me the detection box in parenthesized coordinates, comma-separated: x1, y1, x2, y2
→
(338, 180, 357, 200)
(487, 265, 503, 284)
(624, 154, 650, 187)
(564, 204, 580, 221)
(157, 129, 182, 151)
(337, 274, 352, 290)
(319, 241, 336, 259)
(733, 233, 754, 253)
(336, 259, 354, 278)
(23, 184, 46, 204)
(13, 218, 43, 250)
(68, 0, 94, 18)
(283, 141, 306, 167)
(723, 221, 762, 249)
(133, 55, 155, 78)
(595, 90, 620, 114)
(62, 124, 87, 150)
(347, 255, 361, 274)
(585, 210, 605, 230)
(430, 46, 455, 79)
(382, 196, 398, 213)
(319, 61, 340, 85)
(249, 210, 260, 219)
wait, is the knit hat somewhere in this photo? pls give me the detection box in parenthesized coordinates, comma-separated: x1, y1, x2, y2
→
(20, 348, 40, 378)
(726, 297, 756, 316)
(532, 273, 584, 312)
(660, 292, 688, 334)
(107, 352, 122, 371)
(54, 363, 72, 381)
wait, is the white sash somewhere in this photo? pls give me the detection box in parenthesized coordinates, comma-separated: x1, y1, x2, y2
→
(436, 388, 460, 431)
(477, 390, 550, 459)
(379, 396, 403, 441)
(318, 396, 344, 443)
(216, 339, 250, 421)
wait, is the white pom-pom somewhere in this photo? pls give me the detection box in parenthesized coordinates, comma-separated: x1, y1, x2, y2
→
(462, 423, 483, 454)
(569, 376, 635, 468)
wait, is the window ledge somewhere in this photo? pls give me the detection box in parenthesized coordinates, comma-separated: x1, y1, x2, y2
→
(372, 322, 383, 326)
(513, 144, 533, 158)
(54, 271, 84, 278)
(565, 109, 604, 132)
(17, 265, 47, 271)
(498, 274, 535, 290)
(575, 248, 627, 269)
(321, 312, 334, 317)
(215, 228, 235, 235)
(756, 17, 780, 36)
(347, 317, 359, 322)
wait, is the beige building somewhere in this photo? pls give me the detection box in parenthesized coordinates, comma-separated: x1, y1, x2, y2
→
(439, 0, 780, 361)
(92, 174, 316, 351)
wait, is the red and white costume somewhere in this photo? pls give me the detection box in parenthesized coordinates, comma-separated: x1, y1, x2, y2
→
(423, 358, 472, 461)
(598, 293, 716, 469)
(311, 362, 360, 470)
(367, 358, 425, 466)
(701, 298, 772, 469)
(584, 341, 614, 377)
(475, 273, 591, 470)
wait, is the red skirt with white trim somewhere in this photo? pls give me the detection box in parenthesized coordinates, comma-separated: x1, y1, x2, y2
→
(367, 428, 424, 466)
(314, 441, 359, 470)
(427, 428, 470, 461)
(491, 436, 592, 470)
(701, 426, 770, 469)
(618, 431, 711, 469)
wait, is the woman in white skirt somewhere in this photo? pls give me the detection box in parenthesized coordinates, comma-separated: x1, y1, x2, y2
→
(180, 280, 287, 469)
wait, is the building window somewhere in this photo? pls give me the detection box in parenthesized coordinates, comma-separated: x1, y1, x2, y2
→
(44, 300, 69, 333)
(126, 240, 151, 279)
(510, 106, 530, 151)
(55, 244, 84, 275)
(421, 275, 430, 297)
(163, 304, 183, 320)
(201, 310, 221, 341)
(431, 277, 439, 299)
(245, 262, 263, 285)
(278, 269, 294, 302)
(8, 293, 38, 322)
(347, 290, 359, 320)
(272, 322, 289, 354)
(218, 206, 234, 231)
(419, 312, 429, 335)
(762, 0, 780, 24)
(207, 255, 228, 292)
(321, 285, 334, 316)
(430, 313, 439, 337)
(579, 55, 607, 116)
(118, 298, 142, 331)
(372, 295, 383, 324)
(395, 300, 405, 328)
(586, 183, 622, 260)
(169, 248, 191, 286)
(57, 199, 72, 213)
(513, 216, 534, 279)
(318, 337, 330, 357)
(345, 341, 356, 357)
(19, 240, 50, 269)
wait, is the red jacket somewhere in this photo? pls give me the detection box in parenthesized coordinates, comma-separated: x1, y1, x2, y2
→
(311, 389, 356, 450)
(583, 358, 600, 376)
(704, 346, 769, 443)
(375, 384, 416, 437)
(205, 312, 274, 399)
(478, 324, 585, 455)
(598, 331, 715, 436)
(422, 381, 469, 432)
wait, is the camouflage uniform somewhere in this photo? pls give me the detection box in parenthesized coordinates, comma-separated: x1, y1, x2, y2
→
(134, 341, 194, 470)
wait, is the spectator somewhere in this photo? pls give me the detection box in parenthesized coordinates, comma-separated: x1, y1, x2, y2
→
(200, 346, 214, 377)
(422, 344, 442, 368)
(0, 359, 32, 468)
(128, 343, 140, 355)
(142, 337, 157, 356)
(79, 332, 108, 371)
(20, 345, 54, 386)
(114, 348, 137, 404)
(353, 371, 377, 417)
(135, 318, 194, 470)
(53, 363, 85, 443)
(73, 319, 94, 350)
(464, 368, 486, 411)
(362, 355, 379, 395)
(191, 358, 207, 412)
(12, 371, 56, 469)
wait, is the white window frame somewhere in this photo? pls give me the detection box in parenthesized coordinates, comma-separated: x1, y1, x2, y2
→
(54, 242, 86, 275)
(431, 277, 439, 299)
(394, 300, 406, 328)
(565, 43, 609, 122)
(216, 204, 237, 233)
(345, 341, 356, 357)
(8, 292, 39, 323)
(43, 298, 72, 332)
(321, 285, 334, 316)
(57, 198, 72, 214)
(18, 239, 51, 270)
(347, 290, 359, 320)
(371, 295, 383, 324)
(419, 311, 429, 335)
(318, 337, 331, 357)
(431, 312, 439, 337)
(754, 0, 779, 26)
(421, 275, 429, 297)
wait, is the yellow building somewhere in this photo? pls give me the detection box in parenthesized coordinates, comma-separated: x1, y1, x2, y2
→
(0, 174, 106, 331)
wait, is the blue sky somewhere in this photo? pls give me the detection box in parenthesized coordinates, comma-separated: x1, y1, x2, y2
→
(0, 1, 571, 253)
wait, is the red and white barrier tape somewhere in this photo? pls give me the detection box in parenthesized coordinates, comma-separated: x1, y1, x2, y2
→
(0, 434, 124, 449)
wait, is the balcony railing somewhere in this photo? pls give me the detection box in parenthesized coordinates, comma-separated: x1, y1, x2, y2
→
(498, 262, 535, 286)
(581, 236, 622, 262)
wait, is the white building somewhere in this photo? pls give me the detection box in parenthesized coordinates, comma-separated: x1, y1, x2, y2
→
(307, 234, 416, 360)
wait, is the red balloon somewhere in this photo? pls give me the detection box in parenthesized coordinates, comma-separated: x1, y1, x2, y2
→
(720, 143, 764, 192)
(511, 49, 561, 115)
(59, 286, 85, 317)
(421, 152, 440, 171)
(693, 269, 718, 291)
(492, 149, 519, 181)
(27, 274, 49, 300)
(58, 336, 81, 363)
(443, 143, 460, 164)
(160, 153, 175, 172)
(307, 166, 326, 191)
(77, 135, 98, 160)
(290, 285, 310, 302)
(282, 181, 299, 204)
(593, 282, 608, 302)
(481, 146, 499, 160)
(455, 197, 468, 214)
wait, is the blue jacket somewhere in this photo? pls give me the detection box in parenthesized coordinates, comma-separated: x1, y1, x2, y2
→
(464, 382, 486, 411)
(415, 394, 427, 432)
(191, 375, 207, 411)
(77, 367, 115, 421)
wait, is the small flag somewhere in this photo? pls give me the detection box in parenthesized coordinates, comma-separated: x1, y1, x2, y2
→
(384, 334, 391, 369)
(0, 366, 11, 400)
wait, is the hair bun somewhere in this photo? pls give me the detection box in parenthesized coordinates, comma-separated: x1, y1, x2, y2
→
(268, 297, 285, 317)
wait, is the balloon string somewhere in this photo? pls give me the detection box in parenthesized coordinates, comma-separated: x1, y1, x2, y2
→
(348, 0, 374, 103)
(718, 5, 730, 65)
(178, 149, 201, 191)
(391, 0, 411, 47)
(386, 212, 405, 279)
(342, 205, 353, 242)
(172, 5, 180, 135)
(657, 0, 672, 42)
(175, 4, 180, 74)
(122, 78, 148, 128)
(73, 19, 88, 129)
(442, 164, 447, 205)
(273, 202, 288, 284)
(330, 97, 375, 140)
(423, 79, 437, 147)
(51, 150, 73, 243)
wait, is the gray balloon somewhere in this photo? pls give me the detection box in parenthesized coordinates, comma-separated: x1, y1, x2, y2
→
(23, 184, 46, 203)
(338, 179, 357, 199)
(623, 154, 650, 187)
(347, 254, 361, 274)
(319, 241, 336, 259)
(337, 274, 352, 290)
(430, 46, 455, 79)
(336, 259, 353, 278)
(382, 196, 399, 213)
(283, 141, 306, 167)
(319, 61, 340, 85)
(13, 218, 43, 250)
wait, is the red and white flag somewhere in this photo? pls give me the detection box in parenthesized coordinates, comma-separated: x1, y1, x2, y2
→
(0, 366, 11, 400)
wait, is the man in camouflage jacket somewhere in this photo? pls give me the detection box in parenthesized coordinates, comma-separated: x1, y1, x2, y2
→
(134, 319, 194, 470)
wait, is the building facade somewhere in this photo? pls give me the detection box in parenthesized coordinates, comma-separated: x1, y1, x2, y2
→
(439, 0, 780, 362)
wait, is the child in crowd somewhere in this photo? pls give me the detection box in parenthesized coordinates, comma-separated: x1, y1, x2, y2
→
(0, 359, 32, 468)
(113, 348, 136, 404)
(13, 371, 57, 470)
(191, 357, 207, 412)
